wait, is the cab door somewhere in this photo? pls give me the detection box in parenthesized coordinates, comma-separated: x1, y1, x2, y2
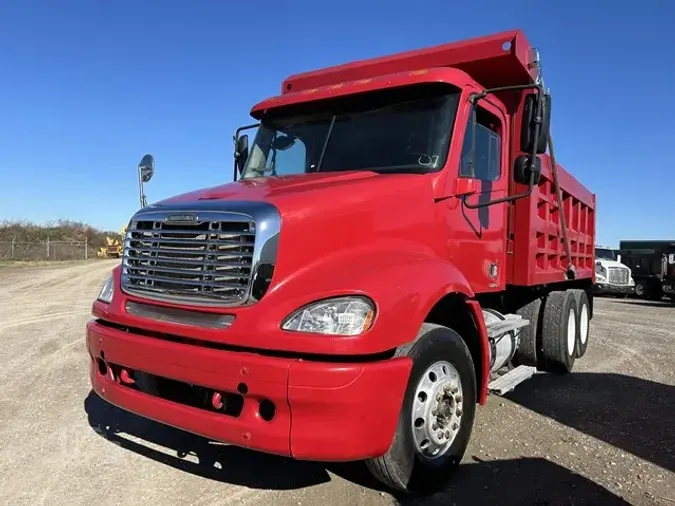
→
(442, 94, 510, 294)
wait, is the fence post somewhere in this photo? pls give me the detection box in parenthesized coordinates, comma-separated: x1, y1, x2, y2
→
(46, 237, 50, 259)
(11, 237, 15, 258)
(85, 240, 88, 260)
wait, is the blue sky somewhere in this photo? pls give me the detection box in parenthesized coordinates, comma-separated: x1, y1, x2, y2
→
(0, 0, 673, 246)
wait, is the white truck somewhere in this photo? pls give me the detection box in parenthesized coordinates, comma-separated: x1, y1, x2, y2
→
(594, 245, 635, 297)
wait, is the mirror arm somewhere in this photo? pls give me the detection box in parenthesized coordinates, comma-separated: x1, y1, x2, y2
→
(137, 164, 147, 208)
(235, 123, 259, 140)
(461, 170, 535, 209)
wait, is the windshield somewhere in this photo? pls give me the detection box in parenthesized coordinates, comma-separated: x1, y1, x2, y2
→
(241, 83, 460, 179)
(595, 248, 616, 260)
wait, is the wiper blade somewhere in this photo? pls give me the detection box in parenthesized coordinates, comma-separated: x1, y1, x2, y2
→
(314, 115, 336, 172)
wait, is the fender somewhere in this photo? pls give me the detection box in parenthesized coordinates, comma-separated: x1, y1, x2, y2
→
(247, 242, 477, 355)
(466, 299, 490, 405)
(271, 246, 489, 402)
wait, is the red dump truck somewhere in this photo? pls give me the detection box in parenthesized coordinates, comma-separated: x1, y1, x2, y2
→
(87, 29, 596, 494)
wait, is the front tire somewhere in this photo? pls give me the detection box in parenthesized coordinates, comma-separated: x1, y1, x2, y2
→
(365, 323, 477, 494)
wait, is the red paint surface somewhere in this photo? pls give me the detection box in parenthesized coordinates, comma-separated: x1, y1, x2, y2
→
(87, 320, 411, 460)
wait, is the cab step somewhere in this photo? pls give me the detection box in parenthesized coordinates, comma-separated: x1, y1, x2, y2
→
(488, 365, 538, 396)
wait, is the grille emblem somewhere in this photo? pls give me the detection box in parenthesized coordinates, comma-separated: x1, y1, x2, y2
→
(165, 213, 199, 223)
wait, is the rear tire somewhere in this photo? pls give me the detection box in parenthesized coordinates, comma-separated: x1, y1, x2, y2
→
(513, 297, 542, 367)
(570, 289, 590, 358)
(365, 323, 477, 495)
(538, 290, 577, 374)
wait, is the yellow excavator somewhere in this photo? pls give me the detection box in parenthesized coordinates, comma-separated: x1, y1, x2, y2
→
(97, 226, 126, 258)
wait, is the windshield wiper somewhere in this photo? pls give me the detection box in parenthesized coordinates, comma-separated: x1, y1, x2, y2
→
(314, 115, 336, 172)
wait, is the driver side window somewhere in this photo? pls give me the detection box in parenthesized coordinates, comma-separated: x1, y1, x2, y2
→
(459, 106, 502, 182)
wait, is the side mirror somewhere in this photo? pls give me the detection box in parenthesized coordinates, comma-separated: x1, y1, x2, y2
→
(235, 134, 249, 175)
(139, 154, 155, 183)
(454, 177, 478, 196)
(514, 155, 542, 185)
(521, 92, 551, 154)
(137, 153, 155, 208)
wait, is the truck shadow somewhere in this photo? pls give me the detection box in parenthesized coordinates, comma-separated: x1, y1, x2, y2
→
(395, 457, 630, 506)
(83, 390, 331, 490)
(504, 372, 675, 473)
(85, 389, 633, 504)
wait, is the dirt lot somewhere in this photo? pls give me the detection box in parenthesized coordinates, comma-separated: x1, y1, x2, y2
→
(0, 260, 673, 506)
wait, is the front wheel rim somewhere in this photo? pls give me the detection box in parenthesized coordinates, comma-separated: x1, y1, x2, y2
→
(411, 360, 464, 460)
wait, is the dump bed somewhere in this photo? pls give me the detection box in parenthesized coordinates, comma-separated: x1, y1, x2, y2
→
(508, 155, 596, 286)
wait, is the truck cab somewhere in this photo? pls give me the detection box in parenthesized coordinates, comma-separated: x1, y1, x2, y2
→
(593, 245, 634, 296)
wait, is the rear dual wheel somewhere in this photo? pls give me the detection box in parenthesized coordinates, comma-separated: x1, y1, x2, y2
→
(538, 290, 577, 373)
(538, 289, 591, 373)
(571, 289, 590, 358)
(365, 323, 477, 494)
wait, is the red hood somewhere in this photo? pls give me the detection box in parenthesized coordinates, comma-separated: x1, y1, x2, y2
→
(151, 171, 443, 284)
(155, 171, 381, 205)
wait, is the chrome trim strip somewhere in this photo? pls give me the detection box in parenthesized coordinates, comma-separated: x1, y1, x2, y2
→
(125, 301, 236, 329)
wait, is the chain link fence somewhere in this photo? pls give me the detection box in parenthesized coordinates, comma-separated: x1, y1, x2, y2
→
(0, 240, 89, 261)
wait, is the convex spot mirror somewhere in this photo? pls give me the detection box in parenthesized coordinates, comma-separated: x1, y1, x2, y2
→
(139, 154, 155, 183)
(514, 154, 542, 185)
(271, 135, 296, 151)
(521, 92, 551, 154)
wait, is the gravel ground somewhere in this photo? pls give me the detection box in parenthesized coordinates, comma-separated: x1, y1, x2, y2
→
(0, 260, 673, 506)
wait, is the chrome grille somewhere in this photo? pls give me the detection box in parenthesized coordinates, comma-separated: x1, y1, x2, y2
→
(121, 213, 256, 306)
(607, 267, 630, 285)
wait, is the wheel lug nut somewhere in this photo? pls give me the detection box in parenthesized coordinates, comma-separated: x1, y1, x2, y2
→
(431, 409, 437, 416)
(456, 409, 463, 416)
(436, 393, 443, 401)
(455, 395, 462, 403)
(432, 423, 438, 430)
(437, 431, 444, 439)
(453, 423, 459, 430)
(443, 384, 451, 392)
(445, 430, 451, 439)
(451, 386, 458, 394)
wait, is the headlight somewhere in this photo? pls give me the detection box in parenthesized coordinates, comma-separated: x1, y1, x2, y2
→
(97, 274, 114, 303)
(281, 296, 376, 336)
(595, 263, 606, 276)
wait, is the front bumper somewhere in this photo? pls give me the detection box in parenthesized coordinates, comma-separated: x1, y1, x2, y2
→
(593, 283, 634, 295)
(86, 320, 411, 461)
